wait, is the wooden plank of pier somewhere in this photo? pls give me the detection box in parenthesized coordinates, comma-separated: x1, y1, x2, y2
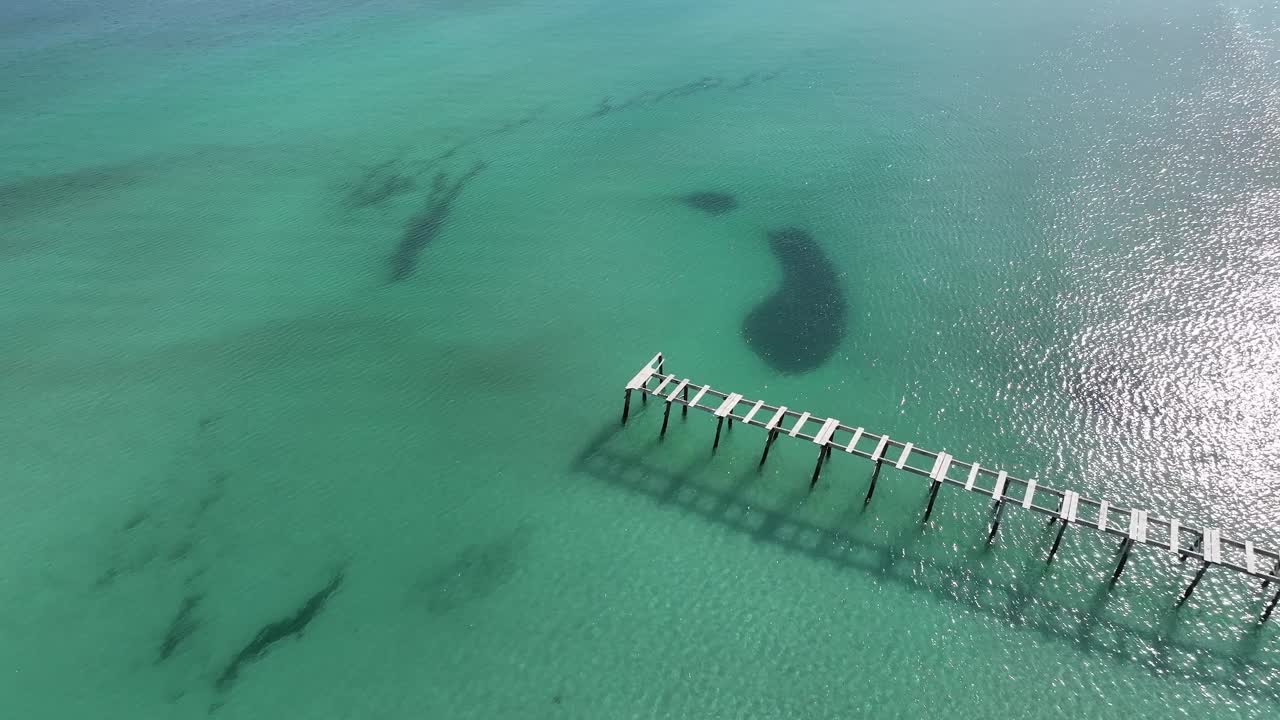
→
(653, 374, 675, 396)
(789, 412, 812, 438)
(619, 353, 1280, 621)
(992, 471, 1008, 501)
(965, 463, 980, 491)
(895, 442, 914, 470)
(668, 379, 689, 402)
(814, 418, 841, 447)
(689, 384, 710, 410)
(845, 427, 865, 453)
(715, 393, 743, 418)
(871, 436, 890, 462)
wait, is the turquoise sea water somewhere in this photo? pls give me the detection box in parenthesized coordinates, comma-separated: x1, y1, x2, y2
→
(3, 0, 1280, 717)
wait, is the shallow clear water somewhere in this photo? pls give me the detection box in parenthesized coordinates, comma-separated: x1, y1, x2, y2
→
(2, 0, 1279, 717)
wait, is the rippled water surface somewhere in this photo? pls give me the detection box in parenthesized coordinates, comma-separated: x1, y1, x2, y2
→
(2, 0, 1279, 717)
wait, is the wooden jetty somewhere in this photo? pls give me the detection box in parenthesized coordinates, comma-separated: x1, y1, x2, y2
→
(621, 352, 1280, 623)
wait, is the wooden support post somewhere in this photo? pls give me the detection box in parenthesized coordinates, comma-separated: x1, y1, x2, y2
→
(760, 406, 788, 467)
(1180, 534, 1202, 563)
(990, 471, 1008, 513)
(660, 401, 672, 437)
(865, 436, 889, 505)
(1262, 587, 1280, 623)
(986, 471, 1009, 543)
(682, 385, 689, 417)
(1111, 539, 1134, 584)
(759, 431, 777, 466)
(1179, 528, 1219, 604)
(922, 482, 942, 523)
(1047, 522, 1069, 562)
(1262, 557, 1280, 590)
(865, 461, 883, 505)
(987, 501, 1006, 543)
(807, 419, 840, 492)
(1179, 563, 1209, 605)
(809, 447, 826, 490)
(640, 388, 646, 405)
(713, 417, 725, 451)
(812, 419, 837, 452)
(621, 390, 632, 425)
(921, 452, 950, 524)
(1047, 492, 1078, 561)
(1112, 509, 1147, 586)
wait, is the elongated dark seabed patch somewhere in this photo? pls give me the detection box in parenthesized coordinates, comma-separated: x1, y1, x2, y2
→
(679, 191, 737, 215)
(157, 593, 202, 663)
(741, 227, 847, 374)
(387, 161, 486, 282)
(214, 569, 345, 693)
(582, 68, 782, 120)
(0, 161, 146, 222)
(343, 157, 416, 209)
